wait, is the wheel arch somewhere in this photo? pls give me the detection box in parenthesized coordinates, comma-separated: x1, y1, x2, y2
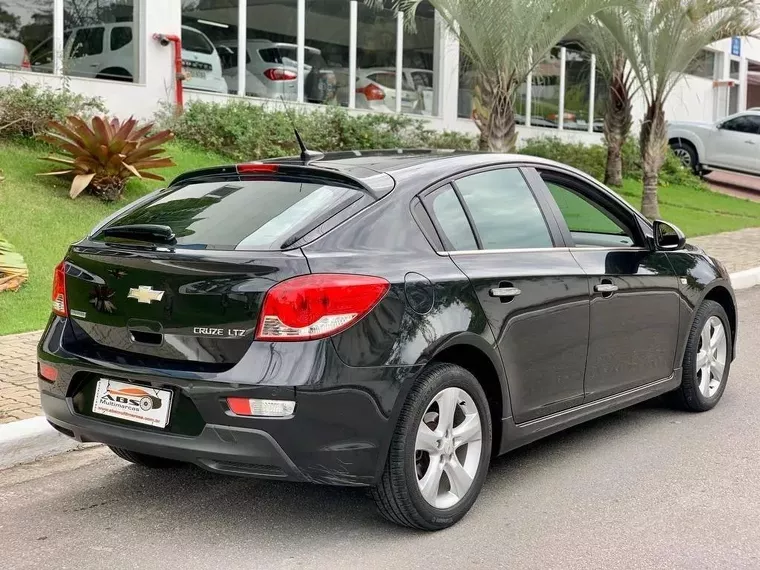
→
(702, 284, 738, 357)
(426, 335, 509, 456)
(96, 67, 133, 81)
(668, 133, 705, 164)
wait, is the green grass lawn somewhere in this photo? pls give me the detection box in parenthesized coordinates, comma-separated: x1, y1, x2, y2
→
(616, 179, 760, 236)
(2, 137, 760, 335)
(0, 138, 227, 335)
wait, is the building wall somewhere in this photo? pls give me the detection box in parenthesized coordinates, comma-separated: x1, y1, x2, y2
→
(0, 0, 754, 140)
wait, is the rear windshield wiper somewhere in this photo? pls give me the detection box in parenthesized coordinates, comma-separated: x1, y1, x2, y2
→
(102, 224, 176, 243)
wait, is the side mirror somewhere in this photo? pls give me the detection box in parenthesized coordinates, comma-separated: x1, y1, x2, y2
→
(653, 220, 686, 251)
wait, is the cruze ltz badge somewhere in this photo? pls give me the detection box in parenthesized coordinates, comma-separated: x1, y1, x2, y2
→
(127, 285, 165, 304)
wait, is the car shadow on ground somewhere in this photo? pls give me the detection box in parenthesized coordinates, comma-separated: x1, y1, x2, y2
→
(54, 397, 681, 540)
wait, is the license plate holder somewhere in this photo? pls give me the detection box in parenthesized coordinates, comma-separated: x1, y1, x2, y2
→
(92, 378, 173, 429)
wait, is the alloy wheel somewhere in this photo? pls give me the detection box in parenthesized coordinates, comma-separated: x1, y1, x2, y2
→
(696, 316, 727, 398)
(673, 147, 692, 167)
(415, 387, 483, 509)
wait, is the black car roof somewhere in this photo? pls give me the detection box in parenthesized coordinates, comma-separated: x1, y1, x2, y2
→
(167, 149, 640, 219)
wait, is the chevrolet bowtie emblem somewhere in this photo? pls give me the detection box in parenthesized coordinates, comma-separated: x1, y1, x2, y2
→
(127, 286, 165, 304)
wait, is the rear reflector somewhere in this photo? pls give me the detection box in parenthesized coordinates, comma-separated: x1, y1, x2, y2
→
(255, 274, 390, 341)
(22, 48, 31, 70)
(227, 398, 295, 417)
(38, 362, 58, 383)
(52, 261, 68, 317)
(237, 162, 279, 174)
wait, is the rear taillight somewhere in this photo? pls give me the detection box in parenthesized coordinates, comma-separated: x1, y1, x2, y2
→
(263, 68, 297, 81)
(255, 274, 390, 341)
(52, 261, 68, 317)
(22, 48, 30, 70)
(357, 84, 385, 101)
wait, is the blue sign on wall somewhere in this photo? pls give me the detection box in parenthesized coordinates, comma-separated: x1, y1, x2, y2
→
(731, 37, 741, 57)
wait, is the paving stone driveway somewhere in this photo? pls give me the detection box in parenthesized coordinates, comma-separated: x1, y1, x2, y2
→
(0, 331, 41, 424)
(2, 227, 760, 424)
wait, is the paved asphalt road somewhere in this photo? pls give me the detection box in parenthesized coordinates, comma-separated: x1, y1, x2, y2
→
(3, 290, 760, 570)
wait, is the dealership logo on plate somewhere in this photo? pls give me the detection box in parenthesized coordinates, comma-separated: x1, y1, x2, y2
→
(92, 379, 173, 428)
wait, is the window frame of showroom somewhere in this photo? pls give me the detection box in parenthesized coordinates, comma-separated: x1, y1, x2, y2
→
(49, 0, 144, 83)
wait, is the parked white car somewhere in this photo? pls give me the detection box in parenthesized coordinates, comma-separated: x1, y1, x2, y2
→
(0, 37, 30, 71)
(216, 40, 335, 102)
(29, 24, 227, 93)
(333, 67, 434, 114)
(668, 110, 760, 175)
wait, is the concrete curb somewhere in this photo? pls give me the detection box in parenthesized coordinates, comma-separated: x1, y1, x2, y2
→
(0, 268, 757, 471)
(730, 267, 760, 290)
(0, 416, 94, 471)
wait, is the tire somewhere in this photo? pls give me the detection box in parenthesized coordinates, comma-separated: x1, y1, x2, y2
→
(672, 300, 732, 412)
(371, 363, 492, 531)
(109, 446, 183, 468)
(670, 140, 699, 174)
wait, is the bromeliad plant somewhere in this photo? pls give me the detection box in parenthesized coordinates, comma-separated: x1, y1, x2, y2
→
(39, 116, 176, 201)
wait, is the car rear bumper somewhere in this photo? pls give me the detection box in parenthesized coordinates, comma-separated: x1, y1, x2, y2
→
(42, 391, 308, 481)
(38, 318, 422, 486)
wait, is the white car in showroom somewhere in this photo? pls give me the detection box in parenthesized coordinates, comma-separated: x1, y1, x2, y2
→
(216, 39, 333, 101)
(29, 24, 227, 93)
(668, 110, 760, 176)
(0, 37, 31, 71)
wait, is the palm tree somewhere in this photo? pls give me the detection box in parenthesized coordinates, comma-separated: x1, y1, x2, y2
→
(576, 15, 636, 187)
(371, 0, 624, 152)
(599, 0, 759, 219)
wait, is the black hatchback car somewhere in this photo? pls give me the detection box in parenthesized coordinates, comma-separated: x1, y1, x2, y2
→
(38, 150, 737, 530)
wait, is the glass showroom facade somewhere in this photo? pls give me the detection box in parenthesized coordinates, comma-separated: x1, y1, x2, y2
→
(0, 0, 745, 132)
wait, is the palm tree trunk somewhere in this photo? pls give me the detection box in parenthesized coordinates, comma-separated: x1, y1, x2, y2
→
(603, 53, 632, 187)
(473, 76, 517, 152)
(486, 91, 517, 152)
(639, 100, 667, 220)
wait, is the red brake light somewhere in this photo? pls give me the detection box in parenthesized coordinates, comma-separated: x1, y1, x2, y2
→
(52, 261, 68, 317)
(236, 163, 279, 174)
(256, 274, 390, 341)
(22, 48, 31, 70)
(263, 68, 297, 81)
(357, 84, 385, 101)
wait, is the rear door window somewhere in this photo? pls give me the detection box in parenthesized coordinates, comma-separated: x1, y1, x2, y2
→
(97, 179, 363, 250)
(218, 45, 251, 69)
(71, 27, 104, 57)
(110, 26, 133, 51)
(454, 169, 553, 250)
(182, 28, 214, 55)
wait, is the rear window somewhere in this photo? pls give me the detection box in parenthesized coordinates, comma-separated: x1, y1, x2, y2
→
(258, 47, 283, 64)
(99, 179, 363, 250)
(182, 28, 214, 55)
(259, 46, 325, 68)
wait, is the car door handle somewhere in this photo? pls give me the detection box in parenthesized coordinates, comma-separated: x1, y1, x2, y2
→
(594, 283, 619, 293)
(745, 140, 756, 145)
(489, 287, 521, 298)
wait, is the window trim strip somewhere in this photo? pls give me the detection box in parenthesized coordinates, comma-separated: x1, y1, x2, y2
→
(439, 246, 652, 256)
